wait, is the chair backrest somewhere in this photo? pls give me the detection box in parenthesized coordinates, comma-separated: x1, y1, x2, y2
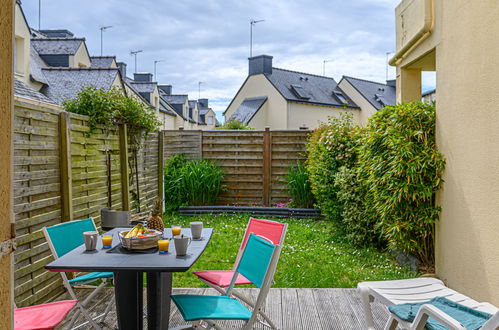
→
(235, 233, 276, 288)
(43, 218, 97, 258)
(234, 218, 287, 269)
(481, 310, 499, 330)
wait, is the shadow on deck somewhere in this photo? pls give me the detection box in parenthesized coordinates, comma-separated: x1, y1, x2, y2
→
(56, 287, 389, 329)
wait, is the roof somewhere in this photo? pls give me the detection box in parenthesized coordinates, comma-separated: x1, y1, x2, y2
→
(422, 88, 436, 97)
(90, 56, 116, 68)
(341, 76, 396, 110)
(266, 68, 358, 108)
(228, 96, 268, 124)
(188, 100, 197, 108)
(127, 80, 157, 93)
(31, 38, 84, 55)
(163, 94, 188, 105)
(14, 78, 57, 105)
(41, 67, 120, 104)
(29, 44, 48, 84)
(159, 97, 177, 116)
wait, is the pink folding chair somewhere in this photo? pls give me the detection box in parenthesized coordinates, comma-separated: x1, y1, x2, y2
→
(193, 217, 287, 329)
(14, 299, 77, 330)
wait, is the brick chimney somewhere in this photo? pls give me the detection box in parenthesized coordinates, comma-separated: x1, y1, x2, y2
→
(249, 55, 273, 76)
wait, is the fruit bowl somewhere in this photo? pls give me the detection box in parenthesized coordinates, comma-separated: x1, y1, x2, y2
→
(119, 229, 162, 250)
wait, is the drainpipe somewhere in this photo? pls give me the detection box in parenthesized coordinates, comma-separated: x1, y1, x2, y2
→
(389, 0, 434, 66)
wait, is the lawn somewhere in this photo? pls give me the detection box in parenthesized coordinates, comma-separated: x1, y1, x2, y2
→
(163, 214, 416, 288)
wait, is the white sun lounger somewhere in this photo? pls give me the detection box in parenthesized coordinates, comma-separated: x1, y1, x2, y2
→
(357, 278, 498, 330)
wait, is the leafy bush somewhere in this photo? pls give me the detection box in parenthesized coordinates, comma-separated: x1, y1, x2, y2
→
(358, 102, 445, 265)
(217, 120, 253, 130)
(63, 86, 160, 139)
(335, 166, 383, 247)
(164, 154, 225, 212)
(286, 162, 315, 208)
(305, 114, 361, 224)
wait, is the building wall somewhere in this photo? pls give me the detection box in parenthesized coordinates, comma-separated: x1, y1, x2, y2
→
(337, 79, 378, 126)
(202, 109, 218, 129)
(224, 74, 287, 129)
(14, 3, 30, 86)
(394, 0, 499, 304)
(69, 43, 91, 68)
(287, 102, 359, 129)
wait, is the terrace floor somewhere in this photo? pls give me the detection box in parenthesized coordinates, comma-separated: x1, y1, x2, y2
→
(56, 287, 390, 329)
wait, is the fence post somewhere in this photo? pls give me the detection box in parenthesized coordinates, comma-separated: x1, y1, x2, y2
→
(157, 131, 164, 206)
(59, 112, 73, 222)
(119, 124, 130, 211)
(263, 127, 272, 206)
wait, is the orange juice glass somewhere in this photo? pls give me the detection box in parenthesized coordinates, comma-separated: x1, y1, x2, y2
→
(102, 235, 113, 249)
(158, 240, 170, 254)
(171, 225, 181, 236)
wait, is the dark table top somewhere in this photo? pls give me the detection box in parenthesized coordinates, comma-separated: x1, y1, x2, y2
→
(45, 228, 213, 272)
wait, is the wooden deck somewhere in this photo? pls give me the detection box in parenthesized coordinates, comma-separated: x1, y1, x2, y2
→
(56, 287, 390, 329)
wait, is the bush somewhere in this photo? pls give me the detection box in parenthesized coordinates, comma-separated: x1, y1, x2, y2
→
(164, 154, 225, 212)
(335, 166, 383, 247)
(217, 120, 253, 130)
(358, 102, 445, 265)
(305, 114, 361, 224)
(286, 161, 315, 208)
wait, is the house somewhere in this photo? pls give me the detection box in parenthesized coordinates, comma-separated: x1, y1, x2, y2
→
(390, 0, 499, 304)
(197, 98, 219, 129)
(422, 89, 436, 103)
(224, 55, 396, 129)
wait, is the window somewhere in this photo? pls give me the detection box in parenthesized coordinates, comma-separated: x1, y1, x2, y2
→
(290, 84, 310, 100)
(207, 116, 213, 125)
(333, 91, 347, 104)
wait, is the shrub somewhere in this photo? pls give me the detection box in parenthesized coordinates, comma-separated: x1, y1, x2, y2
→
(286, 161, 316, 208)
(164, 154, 225, 212)
(358, 102, 445, 265)
(305, 114, 361, 224)
(335, 166, 383, 247)
(217, 120, 253, 130)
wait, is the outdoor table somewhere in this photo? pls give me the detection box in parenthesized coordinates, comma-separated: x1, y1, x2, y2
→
(45, 227, 213, 330)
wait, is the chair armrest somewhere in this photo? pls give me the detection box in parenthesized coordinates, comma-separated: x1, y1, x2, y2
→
(412, 304, 466, 330)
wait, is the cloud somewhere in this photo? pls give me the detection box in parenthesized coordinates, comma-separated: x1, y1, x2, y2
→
(21, 0, 413, 119)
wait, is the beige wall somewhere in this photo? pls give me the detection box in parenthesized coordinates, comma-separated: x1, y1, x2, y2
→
(14, 3, 30, 85)
(337, 79, 378, 126)
(287, 102, 359, 129)
(202, 109, 218, 130)
(224, 74, 287, 129)
(394, 0, 499, 304)
(69, 43, 91, 68)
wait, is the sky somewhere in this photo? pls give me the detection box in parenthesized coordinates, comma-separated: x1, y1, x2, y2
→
(21, 0, 435, 122)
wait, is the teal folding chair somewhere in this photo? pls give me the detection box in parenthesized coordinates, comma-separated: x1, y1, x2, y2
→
(43, 218, 114, 330)
(171, 233, 283, 330)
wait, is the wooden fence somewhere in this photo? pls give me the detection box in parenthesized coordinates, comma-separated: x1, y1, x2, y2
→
(162, 128, 310, 206)
(13, 98, 161, 307)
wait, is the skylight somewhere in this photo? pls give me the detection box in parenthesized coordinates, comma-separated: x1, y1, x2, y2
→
(333, 91, 347, 104)
(290, 84, 310, 100)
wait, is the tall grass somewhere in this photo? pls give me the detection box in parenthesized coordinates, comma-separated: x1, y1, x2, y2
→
(164, 154, 225, 212)
(286, 161, 316, 208)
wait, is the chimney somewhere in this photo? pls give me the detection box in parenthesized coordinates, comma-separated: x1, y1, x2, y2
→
(198, 98, 208, 108)
(117, 62, 127, 80)
(386, 79, 396, 87)
(158, 84, 172, 95)
(39, 29, 74, 38)
(133, 72, 153, 82)
(248, 55, 273, 76)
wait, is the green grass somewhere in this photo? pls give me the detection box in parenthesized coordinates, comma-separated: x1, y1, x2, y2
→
(164, 214, 416, 288)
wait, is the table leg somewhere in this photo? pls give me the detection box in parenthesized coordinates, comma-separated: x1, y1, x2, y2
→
(114, 271, 143, 330)
(146, 272, 172, 330)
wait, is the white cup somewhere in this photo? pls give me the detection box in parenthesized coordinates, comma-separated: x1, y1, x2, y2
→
(174, 235, 191, 256)
(190, 221, 203, 240)
(83, 231, 98, 251)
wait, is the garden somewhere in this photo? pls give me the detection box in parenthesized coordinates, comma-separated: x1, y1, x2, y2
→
(161, 101, 445, 286)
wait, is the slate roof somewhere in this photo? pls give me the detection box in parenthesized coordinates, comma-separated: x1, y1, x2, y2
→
(188, 100, 197, 108)
(127, 81, 157, 93)
(90, 56, 116, 68)
(266, 68, 358, 108)
(41, 67, 119, 105)
(228, 96, 267, 124)
(159, 97, 177, 116)
(341, 76, 396, 110)
(14, 78, 57, 105)
(29, 44, 48, 84)
(163, 94, 188, 105)
(31, 38, 84, 55)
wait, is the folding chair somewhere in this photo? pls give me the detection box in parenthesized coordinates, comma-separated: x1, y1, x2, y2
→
(43, 218, 114, 330)
(172, 233, 283, 330)
(14, 299, 77, 330)
(193, 218, 287, 329)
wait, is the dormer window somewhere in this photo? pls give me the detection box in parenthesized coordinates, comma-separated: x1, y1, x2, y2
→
(333, 91, 347, 104)
(290, 84, 310, 100)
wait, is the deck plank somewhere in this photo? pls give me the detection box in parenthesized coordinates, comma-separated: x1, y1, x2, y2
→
(55, 287, 390, 329)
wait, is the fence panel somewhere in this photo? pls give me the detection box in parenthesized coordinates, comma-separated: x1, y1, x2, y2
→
(13, 99, 64, 307)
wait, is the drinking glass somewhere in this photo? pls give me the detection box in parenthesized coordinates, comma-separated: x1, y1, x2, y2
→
(171, 225, 181, 236)
(158, 239, 170, 254)
(102, 235, 113, 249)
